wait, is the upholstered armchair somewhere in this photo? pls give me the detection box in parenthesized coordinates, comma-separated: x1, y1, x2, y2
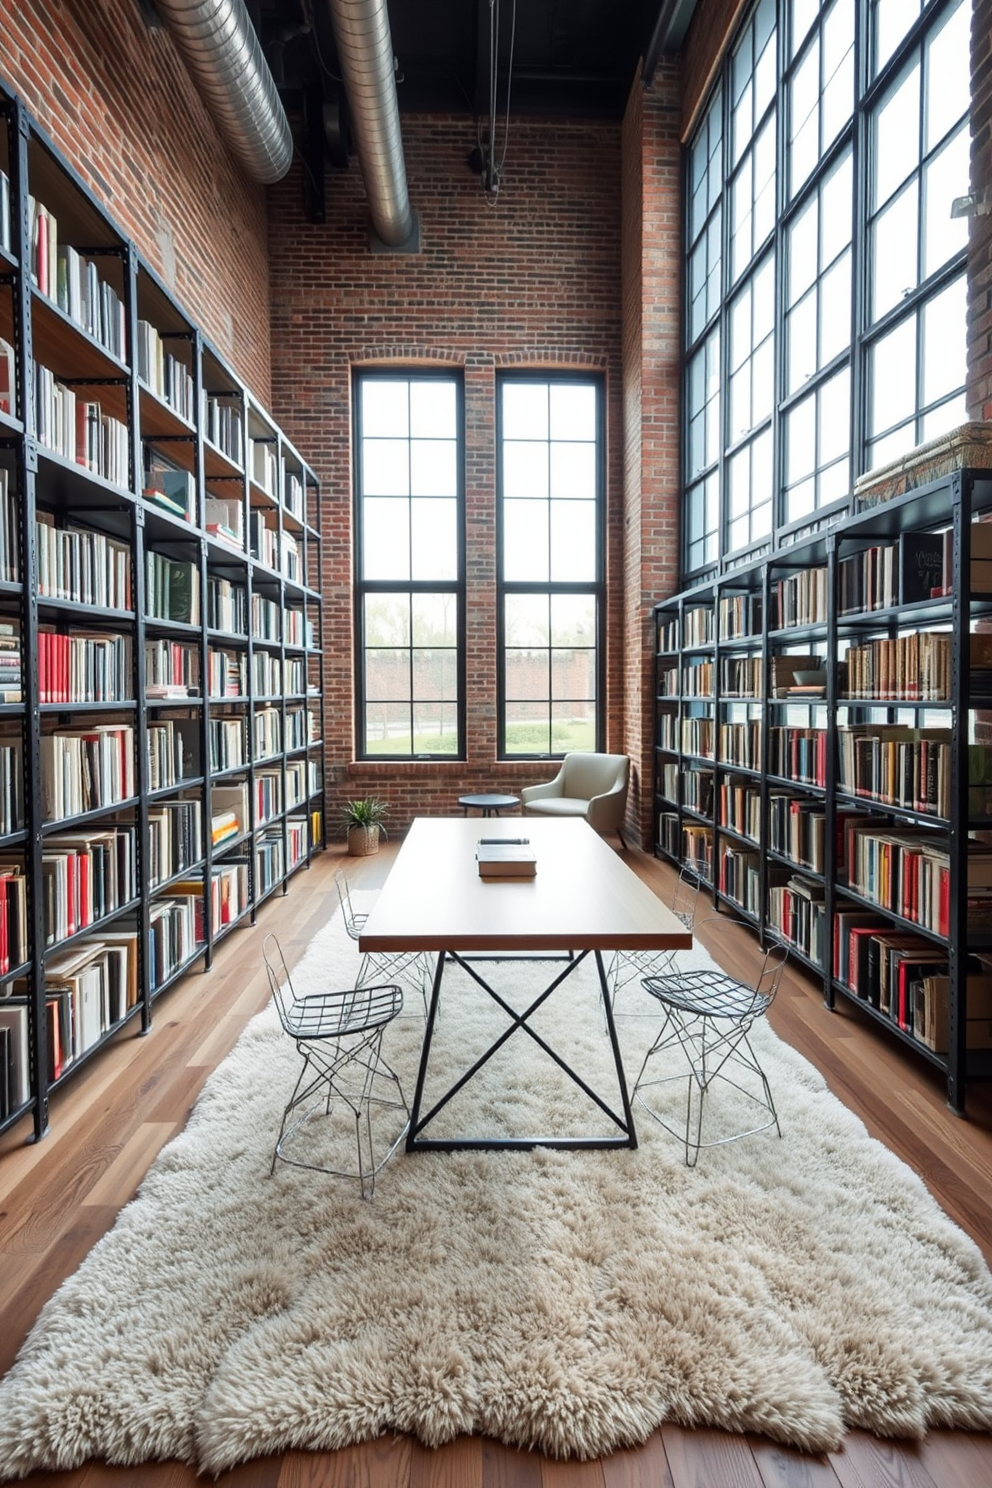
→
(520, 752, 630, 847)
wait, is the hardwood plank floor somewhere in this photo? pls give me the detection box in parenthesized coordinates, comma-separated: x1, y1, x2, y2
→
(1, 841, 990, 1488)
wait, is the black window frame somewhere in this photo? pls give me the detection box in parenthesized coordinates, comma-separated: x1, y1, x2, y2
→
(353, 368, 467, 761)
(495, 370, 607, 762)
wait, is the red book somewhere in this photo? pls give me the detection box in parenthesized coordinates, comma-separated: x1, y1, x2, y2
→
(0, 876, 8, 977)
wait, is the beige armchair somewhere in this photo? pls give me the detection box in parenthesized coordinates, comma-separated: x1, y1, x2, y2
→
(520, 752, 630, 847)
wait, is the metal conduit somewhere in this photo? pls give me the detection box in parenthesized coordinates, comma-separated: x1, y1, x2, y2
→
(326, 0, 414, 247)
(155, 0, 293, 184)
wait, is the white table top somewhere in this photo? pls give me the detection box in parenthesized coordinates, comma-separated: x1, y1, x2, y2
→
(359, 816, 693, 954)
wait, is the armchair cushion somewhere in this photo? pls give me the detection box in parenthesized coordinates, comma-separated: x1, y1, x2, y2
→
(521, 753, 630, 834)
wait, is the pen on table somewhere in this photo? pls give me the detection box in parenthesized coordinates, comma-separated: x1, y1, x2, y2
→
(478, 837, 530, 844)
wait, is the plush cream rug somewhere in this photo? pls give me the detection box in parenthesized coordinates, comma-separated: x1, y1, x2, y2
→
(1, 909, 991, 1477)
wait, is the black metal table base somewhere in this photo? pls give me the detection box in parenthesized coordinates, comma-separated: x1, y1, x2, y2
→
(405, 947, 637, 1152)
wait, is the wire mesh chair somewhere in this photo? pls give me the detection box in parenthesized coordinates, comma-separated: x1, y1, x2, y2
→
(335, 869, 434, 1015)
(607, 866, 701, 1011)
(264, 933, 409, 1198)
(631, 919, 787, 1166)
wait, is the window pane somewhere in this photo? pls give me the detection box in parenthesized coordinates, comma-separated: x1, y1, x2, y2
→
(504, 701, 550, 756)
(411, 498, 457, 580)
(503, 499, 549, 581)
(791, 0, 819, 58)
(364, 702, 411, 755)
(506, 594, 549, 646)
(506, 650, 550, 700)
(787, 392, 816, 484)
(362, 438, 409, 496)
(922, 391, 967, 442)
(819, 252, 851, 365)
(503, 382, 547, 439)
(789, 41, 819, 196)
(552, 702, 596, 755)
(503, 442, 548, 499)
(873, 0, 923, 78)
(362, 498, 410, 580)
(366, 649, 408, 701)
(410, 439, 457, 497)
(821, 151, 853, 266)
(551, 594, 596, 645)
(872, 181, 919, 322)
(550, 383, 597, 439)
(788, 196, 818, 306)
(551, 648, 595, 701)
(412, 649, 457, 701)
(364, 593, 410, 646)
(410, 379, 455, 438)
(413, 592, 457, 647)
(361, 380, 408, 437)
(819, 365, 851, 464)
(926, 0, 968, 152)
(874, 65, 921, 209)
(871, 316, 917, 437)
(550, 441, 596, 500)
(413, 703, 458, 754)
(924, 125, 970, 278)
(788, 291, 817, 394)
(550, 501, 596, 582)
(922, 274, 966, 407)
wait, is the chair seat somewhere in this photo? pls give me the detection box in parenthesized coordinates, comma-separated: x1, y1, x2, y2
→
(642, 967, 769, 1021)
(522, 796, 591, 818)
(285, 985, 404, 1040)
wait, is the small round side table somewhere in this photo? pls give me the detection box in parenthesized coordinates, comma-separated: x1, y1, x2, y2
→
(458, 793, 520, 818)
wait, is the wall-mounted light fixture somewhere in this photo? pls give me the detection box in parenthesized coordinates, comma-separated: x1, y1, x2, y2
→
(951, 190, 990, 219)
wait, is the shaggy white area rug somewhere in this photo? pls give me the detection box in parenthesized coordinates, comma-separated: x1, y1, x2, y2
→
(1, 910, 992, 1478)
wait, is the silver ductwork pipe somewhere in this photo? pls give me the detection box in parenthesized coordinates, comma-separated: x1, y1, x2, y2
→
(154, 0, 293, 184)
(326, 0, 415, 248)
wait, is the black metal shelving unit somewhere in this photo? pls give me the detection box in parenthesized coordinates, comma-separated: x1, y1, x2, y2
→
(0, 78, 326, 1144)
(653, 466, 992, 1113)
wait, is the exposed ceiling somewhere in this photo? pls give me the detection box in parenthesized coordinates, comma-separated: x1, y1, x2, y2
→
(253, 0, 695, 124)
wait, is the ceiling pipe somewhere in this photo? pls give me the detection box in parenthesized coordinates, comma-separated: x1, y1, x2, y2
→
(154, 0, 294, 184)
(325, 0, 419, 251)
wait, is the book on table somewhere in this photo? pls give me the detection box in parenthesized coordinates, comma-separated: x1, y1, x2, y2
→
(476, 840, 537, 877)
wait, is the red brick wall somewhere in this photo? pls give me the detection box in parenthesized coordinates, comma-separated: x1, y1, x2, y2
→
(969, 0, 992, 419)
(0, 0, 272, 399)
(621, 64, 684, 847)
(268, 112, 631, 839)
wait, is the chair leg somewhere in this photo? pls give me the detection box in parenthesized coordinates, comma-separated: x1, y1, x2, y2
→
(616, 827, 627, 849)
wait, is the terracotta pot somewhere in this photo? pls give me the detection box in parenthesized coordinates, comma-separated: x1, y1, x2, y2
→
(347, 823, 380, 856)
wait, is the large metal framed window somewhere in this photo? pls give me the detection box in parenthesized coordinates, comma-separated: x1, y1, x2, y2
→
(497, 375, 604, 758)
(682, 0, 969, 579)
(354, 372, 464, 758)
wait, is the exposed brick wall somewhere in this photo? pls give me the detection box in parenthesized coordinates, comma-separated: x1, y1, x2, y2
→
(621, 64, 684, 848)
(268, 112, 631, 840)
(969, 0, 992, 420)
(0, 0, 272, 399)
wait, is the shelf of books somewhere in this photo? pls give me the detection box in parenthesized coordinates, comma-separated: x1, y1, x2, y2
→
(654, 467, 992, 1112)
(0, 81, 326, 1142)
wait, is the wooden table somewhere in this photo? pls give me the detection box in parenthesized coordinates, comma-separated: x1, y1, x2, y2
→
(359, 817, 692, 1152)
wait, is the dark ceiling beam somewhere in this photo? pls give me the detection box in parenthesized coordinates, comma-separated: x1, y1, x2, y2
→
(474, 0, 491, 118)
(642, 0, 698, 84)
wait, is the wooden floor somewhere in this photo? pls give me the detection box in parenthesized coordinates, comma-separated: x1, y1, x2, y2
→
(2, 840, 991, 1488)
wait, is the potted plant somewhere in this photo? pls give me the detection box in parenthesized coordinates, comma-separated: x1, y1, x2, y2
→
(341, 797, 389, 856)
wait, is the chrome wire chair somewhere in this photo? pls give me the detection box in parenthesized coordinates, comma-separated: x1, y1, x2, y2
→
(631, 919, 787, 1167)
(335, 869, 434, 1015)
(264, 934, 409, 1198)
(607, 866, 701, 1011)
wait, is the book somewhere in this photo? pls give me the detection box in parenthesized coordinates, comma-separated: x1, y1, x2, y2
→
(476, 841, 537, 877)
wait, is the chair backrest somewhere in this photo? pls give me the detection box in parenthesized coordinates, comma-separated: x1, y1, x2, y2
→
(754, 940, 789, 1010)
(671, 866, 701, 930)
(560, 752, 629, 801)
(263, 933, 296, 1033)
(334, 869, 360, 940)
